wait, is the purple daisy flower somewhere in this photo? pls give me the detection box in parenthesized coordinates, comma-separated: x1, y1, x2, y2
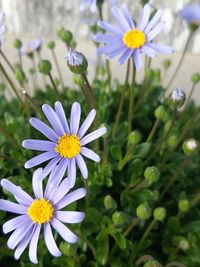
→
(94, 4, 173, 70)
(80, 0, 97, 13)
(0, 11, 6, 46)
(20, 38, 43, 56)
(22, 101, 106, 187)
(0, 169, 86, 264)
(180, 4, 200, 26)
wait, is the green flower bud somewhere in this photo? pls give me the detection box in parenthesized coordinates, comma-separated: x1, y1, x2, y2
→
(143, 260, 162, 267)
(167, 135, 178, 148)
(178, 199, 190, 212)
(136, 203, 152, 220)
(38, 60, 52, 74)
(168, 88, 186, 109)
(128, 131, 142, 145)
(58, 28, 73, 44)
(163, 59, 171, 69)
(191, 73, 200, 84)
(182, 138, 199, 156)
(104, 195, 117, 210)
(13, 39, 22, 49)
(112, 211, 125, 225)
(66, 49, 88, 74)
(153, 207, 166, 221)
(15, 68, 26, 82)
(189, 23, 199, 32)
(178, 238, 190, 251)
(47, 41, 55, 50)
(144, 166, 160, 183)
(154, 105, 169, 122)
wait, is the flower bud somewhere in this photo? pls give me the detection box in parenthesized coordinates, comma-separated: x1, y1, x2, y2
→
(182, 138, 199, 156)
(189, 23, 199, 32)
(178, 239, 190, 251)
(112, 211, 125, 225)
(38, 60, 52, 74)
(57, 28, 73, 44)
(73, 75, 84, 86)
(191, 73, 200, 84)
(163, 59, 171, 69)
(144, 166, 160, 183)
(168, 88, 186, 109)
(153, 207, 166, 221)
(167, 135, 178, 148)
(15, 68, 26, 82)
(47, 41, 55, 50)
(65, 49, 88, 74)
(178, 199, 190, 212)
(143, 260, 162, 267)
(128, 131, 142, 145)
(136, 203, 152, 220)
(154, 105, 169, 122)
(104, 195, 117, 210)
(13, 39, 22, 49)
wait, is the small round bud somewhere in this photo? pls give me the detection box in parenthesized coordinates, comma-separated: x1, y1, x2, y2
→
(168, 87, 186, 109)
(58, 28, 73, 44)
(191, 73, 200, 84)
(38, 60, 52, 74)
(104, 195, 117, 210)
(15, 68, 26, 82)
(153, 207, 166, 221)
(112, 211, 125, 225)
(73, 74, 84, 86)
(136, 203, 152, 220)
(154, 105, 169, 122)
(178, 199, 190, 213)
(182, 138, 199, 156)
(13, 39, 22, 49)
(65, 49, 88, 74)
(178, 239, 190, 251)
(167, 135, 178, 148)
(128, 131, 142, 145)
(143, 260, 162, 267)
(163, 59, 171, 69)
(144, 166, 160, 183)
(47, 41, 55, 50)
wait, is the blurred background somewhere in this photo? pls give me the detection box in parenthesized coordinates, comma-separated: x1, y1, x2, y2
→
(0, 0, 200, 98)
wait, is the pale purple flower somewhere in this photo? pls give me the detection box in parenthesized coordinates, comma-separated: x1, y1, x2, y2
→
(65, 48, 85, 66)
(0, 11, 6, 46)
(22, 101, 106, 188)
(80, 0, 97, 13)
(0, 169, 86, 264)
(94, 4, 173, 70)
(181, 4, 200, 26)
(20, 39, 43, 56)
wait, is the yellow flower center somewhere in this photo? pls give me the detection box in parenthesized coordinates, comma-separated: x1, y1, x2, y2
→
(123, 29, 146, 49)
(55, 133, 81, 158)
(27, 198, 54, 224)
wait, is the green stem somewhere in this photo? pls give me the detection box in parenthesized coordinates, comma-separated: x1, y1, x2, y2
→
(146, 118, 160, 142)
(18, 49, 23, 69)
(160, 157, 188, 200)
(191, 190, 200, 207)
(112, 59, 130, 138)
(48, 72, 59, 93)
(136, 219, 157, 253)
(0, 49, 15, 73)
(185, 83, 196, 106)
(166, 31, 193, 90)
(106, 59, 111, 90)
(128, 63, 136, 134)
(81, 73, 96, 109)
(52, 49, 65, 89)
(145, 109, 177, 165)
(123, 218, 140, 237)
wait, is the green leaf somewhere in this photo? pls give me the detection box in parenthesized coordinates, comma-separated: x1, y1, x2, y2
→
(110, 145, 122, 161)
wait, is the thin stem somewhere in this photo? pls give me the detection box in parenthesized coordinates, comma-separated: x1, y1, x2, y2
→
(48, 72, 59, 93)
(160, 157, 188, 200)
(146, 118, 160, 142)
(106, 59, 111, 90)
(136, 220, 157, 253)
(112, 59, 130, 138)
(191, 190, 200, 207)
(0, 62, 22, 104)
(166, 31, 193, 90)
(128, 63, 136, 134)
(185, 83, 196, 106)
(51, 49, 65, 89)
(145, 109, 177, 165)
(123, 218, 140, 237)
(0, 49, 15, 73)
(81, 73, 96, 109)
(18, 49, 22, 69)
